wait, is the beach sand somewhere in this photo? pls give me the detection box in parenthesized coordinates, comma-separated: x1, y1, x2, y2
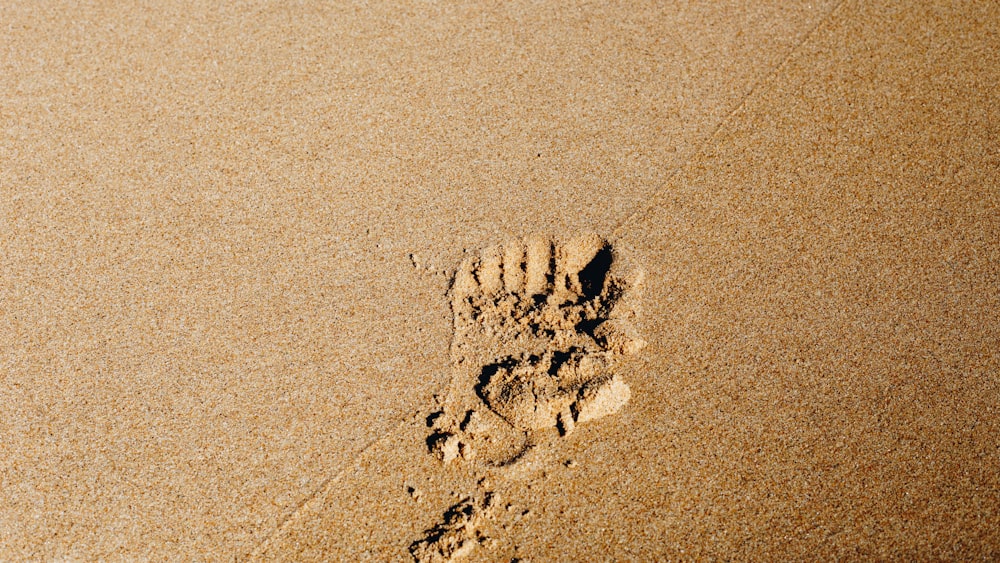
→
(2, 0, 998, 560)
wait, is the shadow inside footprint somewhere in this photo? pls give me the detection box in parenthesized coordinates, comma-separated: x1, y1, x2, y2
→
(547, 349, 575, 377)
(577, 244, 613, 300)
(475, 357, 520, 403)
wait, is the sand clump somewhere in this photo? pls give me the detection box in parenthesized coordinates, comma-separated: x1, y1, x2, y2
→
(410, 494, 496, 563)
(427, 234, 646, 466)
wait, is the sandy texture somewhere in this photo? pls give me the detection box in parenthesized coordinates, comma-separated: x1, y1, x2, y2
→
(2, 0, 998, 560)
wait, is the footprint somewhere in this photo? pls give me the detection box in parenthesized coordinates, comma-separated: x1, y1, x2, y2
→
(410, 494, 495, 563)
(429, 234, 646, 466)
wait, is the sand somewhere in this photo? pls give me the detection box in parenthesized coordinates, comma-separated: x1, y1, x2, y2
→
(2, 0, 998, 560)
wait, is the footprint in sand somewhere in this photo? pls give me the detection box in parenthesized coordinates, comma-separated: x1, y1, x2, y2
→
(410, 494, 495, 563)
(427, 234, 646, 466)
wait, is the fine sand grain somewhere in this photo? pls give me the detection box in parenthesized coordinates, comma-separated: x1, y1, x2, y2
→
(2, 0, 998, 560)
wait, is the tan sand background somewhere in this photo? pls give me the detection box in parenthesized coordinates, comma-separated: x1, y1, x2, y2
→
(2, 0, 998, 560)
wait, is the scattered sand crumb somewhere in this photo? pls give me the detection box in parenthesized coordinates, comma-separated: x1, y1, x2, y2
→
(428, 433, 462, 464)
(573, 374, 632, 424)
(407, 486, 423, 502)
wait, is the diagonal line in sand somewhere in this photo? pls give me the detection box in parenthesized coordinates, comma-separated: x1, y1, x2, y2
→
(243, 418, 412, 560)
(243, 1, 850, 559)
(611, 0, 851, 239)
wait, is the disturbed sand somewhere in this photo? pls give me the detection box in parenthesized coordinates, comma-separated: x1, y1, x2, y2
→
(2, 0, 999, 560)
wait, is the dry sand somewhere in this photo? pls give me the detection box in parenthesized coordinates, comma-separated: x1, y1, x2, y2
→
(2, 0, 998, 560)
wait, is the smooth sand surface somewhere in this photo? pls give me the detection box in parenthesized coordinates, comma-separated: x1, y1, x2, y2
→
(2, 0, 998, 560)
